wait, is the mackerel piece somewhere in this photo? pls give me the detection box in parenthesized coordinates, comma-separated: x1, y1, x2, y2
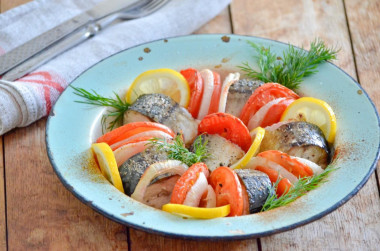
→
(124, 94, 198, 145)
(225, 79, 263, 117)
(235, 169, 271, 213)
(193, 134, 244, 171)
(261, 121, 330, 168)
(119, 146, 167, 195)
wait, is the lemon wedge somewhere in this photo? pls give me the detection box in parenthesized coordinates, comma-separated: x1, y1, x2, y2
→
(280, 97, 337, 144)
(91, 143, 124, 193)
(231, 127, 265, 169)
(126, 68, 190, 107)
(162, 204, 230, 219)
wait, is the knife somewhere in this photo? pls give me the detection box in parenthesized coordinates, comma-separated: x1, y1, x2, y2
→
(0, 0, 141, 76)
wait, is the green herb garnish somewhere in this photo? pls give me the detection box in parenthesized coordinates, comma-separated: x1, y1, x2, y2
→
(239, 39, 339, 90)
(261, 165, 337, 212)
(148, 135, 210, 166)
(71, 86, 130, 132)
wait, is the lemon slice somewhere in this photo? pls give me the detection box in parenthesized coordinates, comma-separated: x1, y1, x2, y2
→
(162, 204, 230, 219)
(126, 68, 190, 107)
(280, 97, 337, 144)
(231, 127, 265, 169)
(91, 143, 124, 193)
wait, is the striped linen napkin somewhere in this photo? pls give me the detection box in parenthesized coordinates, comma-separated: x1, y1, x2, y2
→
(0, 0, 230, 135)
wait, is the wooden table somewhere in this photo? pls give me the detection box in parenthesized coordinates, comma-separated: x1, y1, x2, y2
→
(1, 0, 380, 250)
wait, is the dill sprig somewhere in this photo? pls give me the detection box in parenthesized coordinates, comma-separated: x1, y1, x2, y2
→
(71, 86, 130, 132)
(239, 39, 339, 90)
(261, 165, 337, 212)
(148, 135, 210, 167)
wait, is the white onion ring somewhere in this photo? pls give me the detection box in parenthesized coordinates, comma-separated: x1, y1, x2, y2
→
(183, 172, 209, 207)
(245, 156, 299, 184)
(218, 72, 240, 113)
(197, 69, 215, 120)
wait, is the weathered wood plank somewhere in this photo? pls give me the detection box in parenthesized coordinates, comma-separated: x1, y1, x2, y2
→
(345, 0, 380, 187)
(1, 0, 30, 12)
(230, 0, 380, 249)
(130, 230, 257, 251)
(0, 137, 6, 251)
(127, 7, 258, 250)
(4, 119, 129, 250)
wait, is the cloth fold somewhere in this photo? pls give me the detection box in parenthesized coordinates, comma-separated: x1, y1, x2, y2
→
(0, 0, 230, 135)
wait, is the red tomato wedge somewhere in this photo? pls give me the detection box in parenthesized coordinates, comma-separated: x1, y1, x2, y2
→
(180, 68, 204, 118)
(207, 71, 222, 114)
(258, 97, 296, 128)
(198, 113, 251, 152)
(258, 150, 314, 178)
(209, 166, 245, 216)
(255, 165, 292, 197)
(239, 83, 299, 125)
(96, 122, 175, 146)
(170, 163, 209, 204)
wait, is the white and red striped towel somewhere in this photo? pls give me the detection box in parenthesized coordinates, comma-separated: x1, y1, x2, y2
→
(0, 0, 230, 135)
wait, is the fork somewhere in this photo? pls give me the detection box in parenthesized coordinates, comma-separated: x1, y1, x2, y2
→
(2, 0, 169, 81)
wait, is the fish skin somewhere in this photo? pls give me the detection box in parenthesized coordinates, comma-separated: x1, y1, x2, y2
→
(235, 169, 271, 213)
(260, 121, 330, 168)
(119, 146, 168, 196)
(192, 134, 244, 171)
(226, 79, 264, 117)
(124, 94, 198, 145)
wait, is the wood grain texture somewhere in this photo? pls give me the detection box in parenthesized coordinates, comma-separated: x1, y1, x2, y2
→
(127, 7, 258, 250)
(0, 137, 6, 251)
(4, 119, 129, 250)
(230, 0, 380, 249)
(345, 0, 380, 186)
(0, 0, 30, 12)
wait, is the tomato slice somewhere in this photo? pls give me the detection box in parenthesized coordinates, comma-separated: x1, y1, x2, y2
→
(239, 83, 299, 125)
(255, 165, 292, 197)
(170, 163, 209, 204)
(209, 166, 245, 216)
(260, 98, 295, 127)
(180, 68, 204, 118)
(198, 112, 251, 152)
(96, 122, 175, 146)
(207, 71, 222, 114)
(258, 150, 314, 178)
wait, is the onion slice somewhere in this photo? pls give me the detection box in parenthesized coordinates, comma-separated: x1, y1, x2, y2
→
(183, 172, 209, 207)
(131, 160, 189, 202)
(200, 185, 217, 208)
(197, 69, 215, 120)
(291, 156, 324, 175)
(247, 98, 285, 130)
(245, 156, 299, 184)
(110, 130, 173, 150)
(218, 72, 240, 113)
(113, 141, 150, 167)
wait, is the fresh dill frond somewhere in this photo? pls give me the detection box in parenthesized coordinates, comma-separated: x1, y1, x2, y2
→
(148, 135, 210, 167)
(261, 165, 338, 212)
(71, 86, 130, 132)
(239, 38, 339, 90)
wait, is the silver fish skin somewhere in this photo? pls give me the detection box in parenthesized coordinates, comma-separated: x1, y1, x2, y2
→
(235, 169, 271, 213)
(119, 146, 167, 196)
(260, 121, 330, 168)
(193, 134, 244, 171)
(123, 94, 198, 145)
(225, 79, 263, 117)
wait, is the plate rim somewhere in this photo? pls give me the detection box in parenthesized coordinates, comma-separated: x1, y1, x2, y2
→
(46, 33, 380, 240)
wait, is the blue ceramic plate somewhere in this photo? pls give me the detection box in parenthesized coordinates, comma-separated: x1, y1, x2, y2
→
(46, 34, 380, 240)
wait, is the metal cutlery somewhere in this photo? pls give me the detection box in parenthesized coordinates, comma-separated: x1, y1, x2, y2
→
(0, 0, 145, 76)
(1, 0, 169, 81)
